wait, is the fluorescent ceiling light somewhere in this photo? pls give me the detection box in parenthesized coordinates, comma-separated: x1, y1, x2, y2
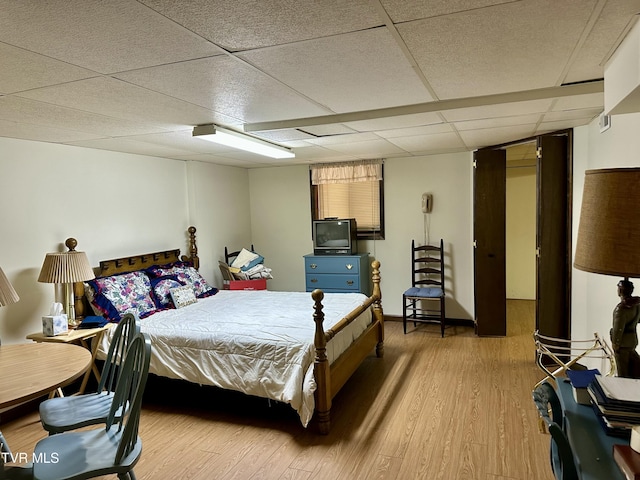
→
(193, 124, 295, 159)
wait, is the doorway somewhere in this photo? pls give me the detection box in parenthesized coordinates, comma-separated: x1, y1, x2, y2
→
(474, 131, 572, 338)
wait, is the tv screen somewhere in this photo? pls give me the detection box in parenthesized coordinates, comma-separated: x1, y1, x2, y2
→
(313, 218, 357, 254)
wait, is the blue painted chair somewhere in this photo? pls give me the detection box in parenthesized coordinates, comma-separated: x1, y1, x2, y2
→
(28, 331, 151, 480)
(532, 381, 578, 480)
(38, 313, 138, 435)
(402, 239, 446, 336)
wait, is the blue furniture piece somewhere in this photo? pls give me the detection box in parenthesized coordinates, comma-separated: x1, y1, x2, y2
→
(549, 378, 627, 480)
(38, 313, 138, 435)
(402, 239, 446, 336)
(304, 253, 370, 294)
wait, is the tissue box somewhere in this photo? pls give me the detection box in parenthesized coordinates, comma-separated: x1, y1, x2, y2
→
(42, 315, 68, 336)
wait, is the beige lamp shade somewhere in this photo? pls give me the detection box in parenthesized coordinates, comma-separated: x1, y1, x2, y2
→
(38, 251, 95, 284)
(574, 167, 640, 277)
(0, 266, 19, 306)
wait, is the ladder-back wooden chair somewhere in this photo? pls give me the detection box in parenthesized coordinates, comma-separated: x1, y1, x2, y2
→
(402, 239, 446, 337)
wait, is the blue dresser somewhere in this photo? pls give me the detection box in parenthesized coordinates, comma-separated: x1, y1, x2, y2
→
(304, 253, 370, 295)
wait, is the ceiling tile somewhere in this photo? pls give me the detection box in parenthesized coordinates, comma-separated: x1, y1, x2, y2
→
(139, 0, 382, 51)
(453, 113, 542, 131)
(0, 43, 97, 94)
(380, 0, 515, 23)
(459, 124, 538, 148)
(386, 131, 465, 152)
(398, 0, 597, 99)
(344, 111, 443, 132)
(0, 0, 223, 74)
(563, 0, 640, 84)
(238, 28, 434, 113)
(115, 56, 330, 123)
(0, 119, 104, 143)
(441, 99, 553, 122)
(0, 96, 169, 137)
(17, 77, 232, 128)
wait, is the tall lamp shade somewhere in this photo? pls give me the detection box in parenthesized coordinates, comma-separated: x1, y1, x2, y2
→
(574, 168, 640, 277)
(574, 167, 640, 378)
(38, 239, 95, 327)
(0, 266, 19, 306)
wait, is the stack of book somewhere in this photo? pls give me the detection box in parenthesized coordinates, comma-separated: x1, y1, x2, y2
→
(587, 375, 640, 437)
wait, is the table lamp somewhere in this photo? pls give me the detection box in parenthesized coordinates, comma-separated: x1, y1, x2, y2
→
(0, 266, 20, 345)
(38, 238, 95, 328)
(574, 167, 640, 378)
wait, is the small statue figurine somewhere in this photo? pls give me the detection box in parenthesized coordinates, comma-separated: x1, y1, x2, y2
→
(610, 279, 640, 378)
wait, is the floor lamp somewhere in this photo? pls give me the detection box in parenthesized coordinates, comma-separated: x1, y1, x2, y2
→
(574, 167, 640, 378)
(38, 238, 95, 328)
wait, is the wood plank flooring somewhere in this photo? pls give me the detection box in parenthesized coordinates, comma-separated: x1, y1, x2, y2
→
(1, 300, 553, 479)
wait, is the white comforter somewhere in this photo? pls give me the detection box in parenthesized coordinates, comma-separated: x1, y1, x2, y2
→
(100, 290, 372, 426)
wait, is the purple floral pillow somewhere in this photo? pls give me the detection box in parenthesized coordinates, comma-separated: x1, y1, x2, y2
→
(147, 262, 218, 298)
(150, 275, 184, 308)
(87, 271, 158, 322)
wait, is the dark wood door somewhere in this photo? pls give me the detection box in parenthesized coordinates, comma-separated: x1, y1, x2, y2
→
(536, 133, 571, 339)
(474, 148, 507, 336)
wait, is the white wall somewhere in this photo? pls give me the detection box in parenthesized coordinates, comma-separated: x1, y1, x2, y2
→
(572, 113, 640, 358)
(0, 137, 251, 344)
(247, 153, 475, 319)
(506, 166, 536, 300)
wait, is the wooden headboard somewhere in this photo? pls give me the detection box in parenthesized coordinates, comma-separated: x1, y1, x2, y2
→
(73, 226, 200, 319)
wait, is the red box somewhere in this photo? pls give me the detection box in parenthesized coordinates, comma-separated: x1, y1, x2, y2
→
(227, 279, 267, 291)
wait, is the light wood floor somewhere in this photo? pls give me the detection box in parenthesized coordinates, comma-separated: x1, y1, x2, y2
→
(2, 300, 553, 479)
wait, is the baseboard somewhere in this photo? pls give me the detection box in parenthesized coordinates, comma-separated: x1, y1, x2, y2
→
(384, 314, 474, 328)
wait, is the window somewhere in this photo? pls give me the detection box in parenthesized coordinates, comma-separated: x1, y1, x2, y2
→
(310, 160, 384, 240)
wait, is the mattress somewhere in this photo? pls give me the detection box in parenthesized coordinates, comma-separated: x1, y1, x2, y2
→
(99, 290, 372, 426)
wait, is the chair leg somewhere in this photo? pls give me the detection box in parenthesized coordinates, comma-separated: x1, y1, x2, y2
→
(440, 297, 446, 337)
(402, 295, 407, 334)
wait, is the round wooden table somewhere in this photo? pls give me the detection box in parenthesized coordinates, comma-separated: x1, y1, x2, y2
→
(0, 342, 92, 408)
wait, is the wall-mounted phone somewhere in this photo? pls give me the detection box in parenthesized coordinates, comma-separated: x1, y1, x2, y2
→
(422, 193, 433, 213)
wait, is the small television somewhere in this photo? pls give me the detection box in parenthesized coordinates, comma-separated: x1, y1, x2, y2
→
(312, 218, 358, 255)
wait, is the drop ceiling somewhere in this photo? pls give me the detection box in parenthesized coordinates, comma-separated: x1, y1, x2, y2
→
(0, 0, 638, 168)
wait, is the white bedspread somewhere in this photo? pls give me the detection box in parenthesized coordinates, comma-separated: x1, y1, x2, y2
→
(99, 290, 372, 426)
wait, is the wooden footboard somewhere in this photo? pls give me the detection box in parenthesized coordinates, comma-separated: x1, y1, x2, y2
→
(313, 260, 384, 434)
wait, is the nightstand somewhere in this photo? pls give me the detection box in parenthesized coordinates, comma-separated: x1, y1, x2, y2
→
(26, 325, 111, 395)
(304, 253, 370, 294)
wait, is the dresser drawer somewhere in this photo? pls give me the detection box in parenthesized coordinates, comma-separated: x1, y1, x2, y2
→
(306, 274, 361, 292)
(305, 256, 361, 275)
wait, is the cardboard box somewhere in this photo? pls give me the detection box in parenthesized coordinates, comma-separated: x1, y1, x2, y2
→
(42, 314, 68, 336)
(227, 279, 267, 291)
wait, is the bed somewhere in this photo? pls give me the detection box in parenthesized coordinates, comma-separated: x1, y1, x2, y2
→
(76, 226, 384, 434)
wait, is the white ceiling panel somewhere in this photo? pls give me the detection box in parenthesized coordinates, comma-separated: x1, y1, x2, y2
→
(0, 0, 223, 74)
(459, 124, 538, 149)
(386, 131, 466, 153)
(115, 56, 330, 123)
(344, 112, 444, 133)
(563, 1, 640, 84)
(0, 43, 97, 94)
(16, 77, 231, 129)
(0, 119, 103, 144)
(398, 0, 597, 99)
(0, 0, 636, 167)
(441, 99, 554, 123)
(139, 0, 382, 51)
(453, 113, 543, 131)
(238, 28, 434, 113)
(379, 0, 516, 23)
(0, 97, 168, 137)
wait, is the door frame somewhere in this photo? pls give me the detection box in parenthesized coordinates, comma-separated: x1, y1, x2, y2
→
(473, 129, 572, 338)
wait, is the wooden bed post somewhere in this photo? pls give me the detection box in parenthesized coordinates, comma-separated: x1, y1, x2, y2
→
(312, 289, 331, 434)
(182, 226, 200, 270)
(371, 260, 384, 358)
